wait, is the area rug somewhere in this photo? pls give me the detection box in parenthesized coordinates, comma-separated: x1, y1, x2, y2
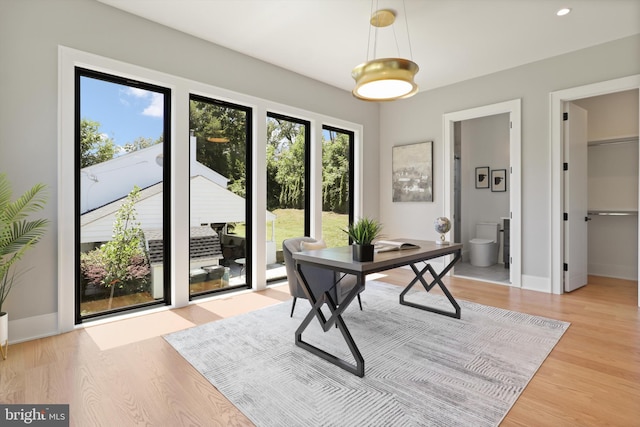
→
(164, 281, 569, 427)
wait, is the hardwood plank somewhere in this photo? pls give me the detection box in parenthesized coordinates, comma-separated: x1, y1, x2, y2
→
(0, 272, 637, 426)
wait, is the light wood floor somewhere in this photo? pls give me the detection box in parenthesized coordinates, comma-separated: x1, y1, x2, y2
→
(1, 270, 639, 426)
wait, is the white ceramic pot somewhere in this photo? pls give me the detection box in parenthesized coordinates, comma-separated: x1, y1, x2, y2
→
(0, 312, 7, 359)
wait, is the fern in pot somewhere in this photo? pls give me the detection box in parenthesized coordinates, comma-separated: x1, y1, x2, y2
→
(0, 174, 49, 359)
(343, 217, 383, 262)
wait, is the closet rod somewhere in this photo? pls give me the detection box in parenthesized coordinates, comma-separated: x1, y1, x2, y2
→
(587, 210, 638, 216)
(588, 136, 639, 146)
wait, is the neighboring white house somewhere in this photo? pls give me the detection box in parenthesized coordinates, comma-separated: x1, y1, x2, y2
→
(80, 136, 278, 266)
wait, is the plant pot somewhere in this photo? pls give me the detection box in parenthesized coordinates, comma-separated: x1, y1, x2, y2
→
(0, 312, 8, 360)
(352, 244, 374, 262)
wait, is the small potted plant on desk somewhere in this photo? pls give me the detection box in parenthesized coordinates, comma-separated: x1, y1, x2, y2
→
(343, 217, 383, 262)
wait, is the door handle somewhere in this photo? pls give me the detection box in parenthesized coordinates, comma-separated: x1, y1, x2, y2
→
(585, 216, 592, 221)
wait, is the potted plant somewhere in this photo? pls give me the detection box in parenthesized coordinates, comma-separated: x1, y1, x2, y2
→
(343, 217, 383, 262)
(0, 174, 49, 359)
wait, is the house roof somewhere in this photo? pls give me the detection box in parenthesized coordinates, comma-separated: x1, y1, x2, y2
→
(145, 226, 223, 264)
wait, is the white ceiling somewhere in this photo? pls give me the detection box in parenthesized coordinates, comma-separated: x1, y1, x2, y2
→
(98, 0, 640, 93)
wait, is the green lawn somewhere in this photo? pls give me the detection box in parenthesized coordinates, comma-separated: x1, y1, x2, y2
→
(270, 209, 350, 249)
(232, 209, 349, 250)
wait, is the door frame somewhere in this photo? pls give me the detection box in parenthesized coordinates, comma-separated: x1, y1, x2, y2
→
(443, 99, 522, 287)
(550, 74, 640, 305)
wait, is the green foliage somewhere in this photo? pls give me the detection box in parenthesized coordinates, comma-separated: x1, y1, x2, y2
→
(191, 103, 351, 216)
(123, 136, 161, 153)
(0, 174, 49, 313)
(342, 217, 383, 246)
(322, 131, 350, 214)
(80, 186, 150, 298)
(81, 118, 162, 169)
(80, 118, 118, 168)
(265, 117, 306, 210)
(190, 100, 247, 198)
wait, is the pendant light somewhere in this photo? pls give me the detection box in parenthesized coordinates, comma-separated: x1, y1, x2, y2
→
(352, 4, 419, 101)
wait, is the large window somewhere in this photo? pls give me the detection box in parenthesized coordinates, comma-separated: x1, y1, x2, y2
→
(189, 95, 252, 296)
(265, 113, 310, 281)
(322, 126, 354, 246)
(60, 48, 362, 331)
(76, 68, 171, 322)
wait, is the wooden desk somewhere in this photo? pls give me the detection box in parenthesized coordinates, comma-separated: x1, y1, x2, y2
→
(292, 239, 462, 377)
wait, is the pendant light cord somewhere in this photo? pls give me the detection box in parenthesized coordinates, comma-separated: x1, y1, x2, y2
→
(403, 0, 414, 60)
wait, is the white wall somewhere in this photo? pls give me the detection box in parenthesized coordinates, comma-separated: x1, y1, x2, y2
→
(379, 34, 640, 290)
(574, 90, 639, 141)
(0, 0, 380, 336)
(460, 114, 510, 258)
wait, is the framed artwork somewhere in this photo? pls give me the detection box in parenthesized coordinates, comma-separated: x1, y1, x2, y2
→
(491, 169, 507, 192)
(475, 166, 489, 189)
(392, 141, 433, 202)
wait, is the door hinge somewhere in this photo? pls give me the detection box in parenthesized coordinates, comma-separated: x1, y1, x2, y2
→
(563, 112, 569, 121)
(563, 162, 568, 171)
(563, 212, 568, 221)
(564, 263, 568, 272)
(510, 121, 513, 129)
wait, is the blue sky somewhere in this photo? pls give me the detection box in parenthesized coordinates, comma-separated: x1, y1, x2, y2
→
(80, 76, 164, 148)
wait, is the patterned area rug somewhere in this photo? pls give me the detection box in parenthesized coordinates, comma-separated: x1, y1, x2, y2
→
(165, 281, 569, 426)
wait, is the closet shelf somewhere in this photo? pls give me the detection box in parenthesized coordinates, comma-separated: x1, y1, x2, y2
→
(587, 136, 639, 146)
(587, 210, 638, 216)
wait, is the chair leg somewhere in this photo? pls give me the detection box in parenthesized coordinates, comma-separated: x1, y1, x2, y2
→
(357, 294, 363, 311)
(290, 297, 297, 317)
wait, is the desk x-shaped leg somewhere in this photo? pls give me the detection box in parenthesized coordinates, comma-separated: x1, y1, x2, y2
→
(294, 263, 365, 377)
(399, 250, 462, 319)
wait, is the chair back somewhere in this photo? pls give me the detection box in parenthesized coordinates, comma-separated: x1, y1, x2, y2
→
(282, 237, 319, 299)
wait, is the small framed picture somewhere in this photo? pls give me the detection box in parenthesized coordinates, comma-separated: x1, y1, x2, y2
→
(491, 169, 507, 192)
(475, 167, 489, 189)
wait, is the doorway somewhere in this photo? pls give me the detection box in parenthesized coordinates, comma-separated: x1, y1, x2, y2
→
(443, 99, 522, 287)
(453, 113, 511, 284)
(550, 75, 640, 306)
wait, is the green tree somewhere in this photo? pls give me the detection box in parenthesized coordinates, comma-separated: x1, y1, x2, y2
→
(322, 131, 350, 214)
(275, 127, 306, 209)
(80, 118, 118, 168)
(123, 136, 162, 153)
(266, 118, 305, 210)
(80, 186, 150, 309)
(190, 100, 247, 196)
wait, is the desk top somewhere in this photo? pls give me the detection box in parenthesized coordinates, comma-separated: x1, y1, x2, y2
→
(292, 239, 462, 276)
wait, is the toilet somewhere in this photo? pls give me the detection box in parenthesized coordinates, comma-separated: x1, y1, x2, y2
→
(470, 222, 499, 267)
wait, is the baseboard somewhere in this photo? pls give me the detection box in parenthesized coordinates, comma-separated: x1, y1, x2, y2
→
(8, 312, 59, 344)
(521, 274, 551, 293)
(588, 263, 638, 281)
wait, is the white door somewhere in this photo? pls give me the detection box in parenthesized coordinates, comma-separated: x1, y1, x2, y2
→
(564, 102, 589, 292)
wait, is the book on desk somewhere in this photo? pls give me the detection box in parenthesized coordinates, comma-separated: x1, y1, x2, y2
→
(375, 240, 420, 253)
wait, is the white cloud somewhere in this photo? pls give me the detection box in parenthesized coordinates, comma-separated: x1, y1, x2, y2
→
(125, 87, 149, 99)
(142, 93, 164, 118)
(120, 87, 163, 118)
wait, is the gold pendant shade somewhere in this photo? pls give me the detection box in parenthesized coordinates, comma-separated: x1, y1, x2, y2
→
(351, 6, 419, 101)
(352, 58, 419, 101)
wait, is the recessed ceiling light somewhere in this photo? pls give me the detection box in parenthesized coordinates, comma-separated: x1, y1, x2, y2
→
(556, 8, 572, 16)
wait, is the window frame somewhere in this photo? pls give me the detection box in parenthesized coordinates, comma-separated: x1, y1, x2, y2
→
(322, 125, 355, 230)
(74, 67, 172, 323)
(188, 94, 253, 298)
(267, 111, 312, 237)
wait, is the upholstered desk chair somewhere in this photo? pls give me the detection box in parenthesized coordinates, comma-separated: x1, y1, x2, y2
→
(283, 237, 363, 317)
